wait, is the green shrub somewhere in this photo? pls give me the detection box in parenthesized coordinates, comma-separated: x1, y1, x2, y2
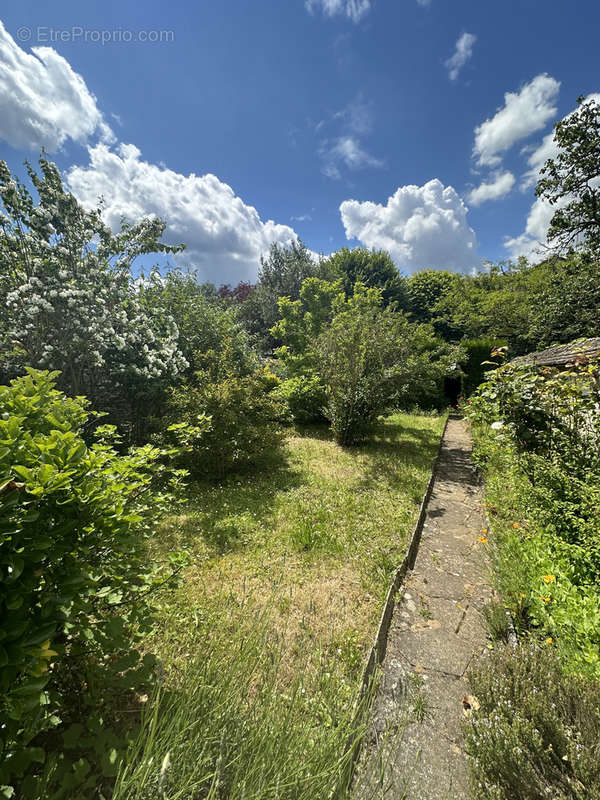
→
(466, 358, 600, 674)
(316, 287, 446, 445)
(164, 365, 290, 479)
(275, 374, 328, 424)
(465, 643, 600, 800)
(0, 370, 183, 796)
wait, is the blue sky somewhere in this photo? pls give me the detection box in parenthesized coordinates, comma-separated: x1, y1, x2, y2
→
(0, 0, 598, 283)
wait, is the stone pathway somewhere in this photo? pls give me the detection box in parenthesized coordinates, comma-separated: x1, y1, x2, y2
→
(354, 417, 493, 800)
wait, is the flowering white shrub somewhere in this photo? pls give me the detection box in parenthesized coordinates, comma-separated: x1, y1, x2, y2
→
(0, 158, 188, 431)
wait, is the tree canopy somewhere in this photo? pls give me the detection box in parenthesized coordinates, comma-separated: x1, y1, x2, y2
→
(537, 95, 600, 253)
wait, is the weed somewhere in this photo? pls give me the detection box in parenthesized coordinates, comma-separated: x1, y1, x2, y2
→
(419, 596, 433, 621)
(411, 691, 433, 723)
(482, 600, 511, 643)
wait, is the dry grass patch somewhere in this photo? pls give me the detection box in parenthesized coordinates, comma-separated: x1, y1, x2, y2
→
(117, 412, 445, 800)
(150, 411, 445, 675)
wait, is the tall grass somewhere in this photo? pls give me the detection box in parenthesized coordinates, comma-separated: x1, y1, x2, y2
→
(114, 412, 445, 799)
(113, 607, 370, 800)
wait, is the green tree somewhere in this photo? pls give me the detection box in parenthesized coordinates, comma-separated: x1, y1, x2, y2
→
(237, 240, 325, 351)
(321, 247, 407, 307)
(406, 270, 458, 324)
(527, 252, 600, 347)
(270, 278, 342, 423)
(536, 95, 600, 252)
(433, 260, 539, 353)
(140, 269, 255, 379)
(0, 157, 187, 438)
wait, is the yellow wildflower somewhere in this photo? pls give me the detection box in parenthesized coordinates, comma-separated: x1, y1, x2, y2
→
(542, 575, 556, 584)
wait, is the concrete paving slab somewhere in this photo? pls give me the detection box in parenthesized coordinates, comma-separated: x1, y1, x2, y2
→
(353, 417, 493, 800)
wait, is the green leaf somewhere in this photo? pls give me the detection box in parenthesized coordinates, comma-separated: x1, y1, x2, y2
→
(11, 465, 32, 482)
(63, 723, 85, 750)
(21, 624, 57, 648)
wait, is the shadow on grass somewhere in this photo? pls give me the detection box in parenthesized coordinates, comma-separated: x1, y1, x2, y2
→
(291, 422, 333, 441)
(163, 416, 444, 556)
(170, 449, 306, 555)
(357, 419, 442, 494)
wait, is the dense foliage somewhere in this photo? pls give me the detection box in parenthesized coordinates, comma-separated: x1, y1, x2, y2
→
(0, 370, 183, 796)
(162, 363, 289, 479)
(321, 246, 407, 306)
(467, 357, 600, 673)
(318, 289, 458, 443)
(272, 278, 458, 438)
(0, 160, 187, 441)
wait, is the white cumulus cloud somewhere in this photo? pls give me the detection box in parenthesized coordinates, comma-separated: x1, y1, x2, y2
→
(305, 0, 371, 23)
(0, 20, 113, 151)
(504, 197, 556, 260)
(320, 136, 383, 179)
(340, 179, 478, 272)
(509, 93, 600, 257)
(67, 143, 302, 284)
(473, 74, 560, 167)
(0, 20, 307, 284)
(468, 171, 515, 206)
(445, 33, 476, 81)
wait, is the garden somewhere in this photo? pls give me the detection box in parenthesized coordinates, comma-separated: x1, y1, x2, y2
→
(1, 95, 600, 800)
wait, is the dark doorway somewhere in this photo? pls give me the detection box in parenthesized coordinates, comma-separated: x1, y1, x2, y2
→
(444, 375, 462, 407)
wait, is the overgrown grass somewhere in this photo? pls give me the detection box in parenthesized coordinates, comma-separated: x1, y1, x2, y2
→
(113, 607, 369, 800)
(115, 412, 445, 798)
(148, 412, 445, 670)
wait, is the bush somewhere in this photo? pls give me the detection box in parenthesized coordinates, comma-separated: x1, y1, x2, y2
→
(140, 270, 256, 380)
(466, 357, 600, 674)
(274, 374, 328, 424)
(465, 643, 600, 800)
(316, 287, 457, 444)
(163, 365, 290, 479)
(394, 324, 462, 410)
(0, 370, 183, 796)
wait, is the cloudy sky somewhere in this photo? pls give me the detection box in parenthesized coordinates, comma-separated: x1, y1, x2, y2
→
(0, 1, 598, 283)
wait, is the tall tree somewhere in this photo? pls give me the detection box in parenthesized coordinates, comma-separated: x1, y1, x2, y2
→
(0, 157, 187, 435)
(238, 240, 324, 351)
(536, 95, 600, 252)
(321, 247, 407, 307)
